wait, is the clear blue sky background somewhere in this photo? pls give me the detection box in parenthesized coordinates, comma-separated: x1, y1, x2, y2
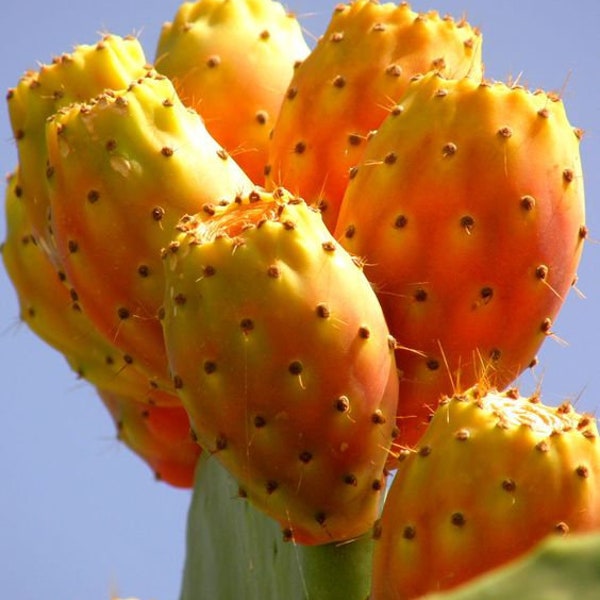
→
(1, 1, 599, 598)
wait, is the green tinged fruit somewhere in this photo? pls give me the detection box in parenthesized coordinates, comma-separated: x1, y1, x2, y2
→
(372, 386, 600, 599)
(155, 0, 310, 183)
(162, 189, 398, 545)
(2, 171, 175, 405)
(266, 0, 482, 231)
(44, 71, 253, 391)
(6, 34, 150, 264)
(335, 72, 586, 450)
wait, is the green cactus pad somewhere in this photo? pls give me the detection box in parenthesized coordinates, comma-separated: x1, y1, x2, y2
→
(181, 454, 373, 600)
(181, 453, 305, 600)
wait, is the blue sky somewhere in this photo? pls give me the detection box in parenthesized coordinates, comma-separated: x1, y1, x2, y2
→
(1, 1, 599, 598)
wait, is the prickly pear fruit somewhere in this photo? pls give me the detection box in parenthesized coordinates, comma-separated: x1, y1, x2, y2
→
(44, 71, 253, 390)
(2, 171, 176, 405)
(335, 72, 586, 449)
(99, 387, 200, 488)
(371, 386, 600, 599)
(266, 0, 482, 231)
(6, 34, 150, 264)
(155, 0, 310, 183)
(161, 189, 399, 545)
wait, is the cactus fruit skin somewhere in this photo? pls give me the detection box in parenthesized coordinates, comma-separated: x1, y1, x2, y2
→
(161, 189, 399, 545)
(371, 387, 600, 599)
(2, 171, 175, 405)
(44, 72, 253, 391)
(266, 0, 482, 232)
(6, 34, 150, 265)
(98, 388, 200, 488)
(335, 72, 586, 450)
(155, 0, 310, 184)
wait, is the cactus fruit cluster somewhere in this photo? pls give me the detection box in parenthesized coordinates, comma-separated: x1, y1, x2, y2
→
(1, 0, 594, 598)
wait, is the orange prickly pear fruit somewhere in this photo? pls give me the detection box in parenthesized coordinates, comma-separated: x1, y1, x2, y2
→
(2, 170, 175, 405)
(335, 72, 586, 449)
(161, 189, 399, 545)
(6, 34, 150, 265)
(155, 0, 310, 183)
(372, 386, 600, 599)
(99, 387, 200, 488)
(266, 0, 482, 231)
(44, 72, 253, 390)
